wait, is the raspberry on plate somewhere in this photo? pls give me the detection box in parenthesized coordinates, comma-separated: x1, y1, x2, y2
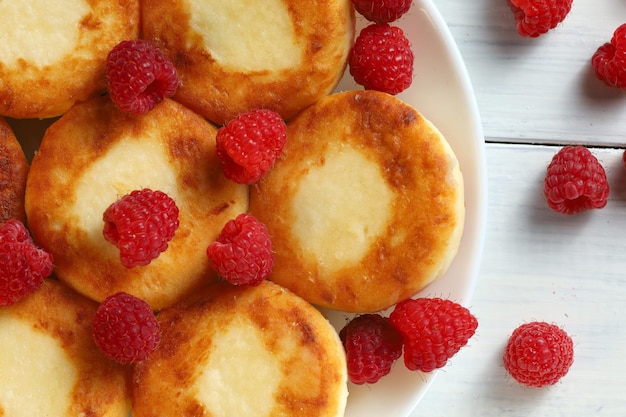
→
(503, 321, 574, 387)
(215, 109, 287, 184)
(389, 297, 478, 373)
(92, 292, 161, 364)
(103, 188, 180, 268)
(339, 314, 403, 385)
(543, 146, 609, 215)
(207, 213, 274, 286)
(106, 39, 178, 114)
(0, 219, 53, 306)
(591, 23, 626, 89)
(507, 0, 573, 38)
(349, 23, 414, 95)
(351, 0, 412, 24)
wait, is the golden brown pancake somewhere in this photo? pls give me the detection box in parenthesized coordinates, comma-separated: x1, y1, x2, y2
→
(141, 0, 355, 125)
(249, 90, 465, 313)
(25, 96, 248, 311)
(131, 280, 348, 417)
(0, 0, 139, 119)
(0, 279, 130, 417)
(0, 117, 28, 223)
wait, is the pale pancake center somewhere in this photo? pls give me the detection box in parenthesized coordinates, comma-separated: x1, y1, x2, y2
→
(194, 320, 281, 416)
(0, 0, 89, 68)
(291, 147, 394, 272)
(188, 0, 303, 72)
(0, 316, 78, 416)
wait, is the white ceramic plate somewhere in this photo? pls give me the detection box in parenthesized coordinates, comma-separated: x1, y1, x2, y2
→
(327, 1, 487, 416)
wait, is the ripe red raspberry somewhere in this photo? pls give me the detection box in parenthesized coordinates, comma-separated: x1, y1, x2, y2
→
(591, 23, 626, 89)
(92, 292, 160, 363)
(351, 0, 412, 24)
(503, 321, 574, 387)
(207, 213, 274, 286)
(339, 314, 403, 384)
(103, 188, 179, 268)
(507, 0, 573, 38)
(349, 23, 414, 95)
(106, 39, 178, 114)
(389, 298, 478, 373)
(543, 146, 609, 215)
(216, 109, 287, 184)
(0, 219, 53, 306)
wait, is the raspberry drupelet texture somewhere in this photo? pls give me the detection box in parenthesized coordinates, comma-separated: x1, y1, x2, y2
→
(543, 146, 609, 215)
(339, 314, 403, 385)
(207, 213, 274, 286)
(106, 39, 178, 114)
(92, 292, 161, 363)
(103, 188, 179, 268)
(351, 0, 413, 24)
(503, 321, 574, 387)
(389, 297, 478, 373)
(591, 23, 626, 89)
(349, 23, 414, 95)
(0, 219, 53, 306)
(215, 109, 287, 185)
(507, 0, 573, 38)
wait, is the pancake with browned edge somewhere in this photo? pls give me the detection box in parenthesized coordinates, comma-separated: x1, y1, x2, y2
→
(0, 118, 28, 223)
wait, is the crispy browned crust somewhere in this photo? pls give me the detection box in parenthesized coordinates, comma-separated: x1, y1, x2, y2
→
(141, 0, 354, 125)
(249, 90, 465, 313)
(0, 117, 28, 223)
(0, 0, 139, 119)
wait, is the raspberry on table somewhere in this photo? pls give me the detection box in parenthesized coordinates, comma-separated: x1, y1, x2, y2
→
(106, 39, 178, 114)
(591, 23, 626, 89)
(389, 297, 478, 373)
(503, 321, 574, 387)
(0, 219, 53, 306)
(349, 23, 414, 95)
(103, 188, 179, 268)
(543, 146, 609, 215)
(351, 0, 413, 24)
(215, 109, 287, 184)
(507, 0, 573, 38)
(92, 292, 161, 364)
(339, 313, 403, 385)
(207, 213, 274, 286)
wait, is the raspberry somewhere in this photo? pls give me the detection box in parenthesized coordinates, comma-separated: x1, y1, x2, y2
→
(389, 298, 478, 373)
(106, 39, 178, 114)
(503, 321, 574, 387)
(543, 146, 609, 215)
(0, 219, 53, 306)
(207, 213, 274, 286)
(215, 109, 287, 184)
(339, 314, 403, 384)
(351, 0, 412, 24)
(103, 188, 179, 268)
(92, 292, 160, 363)
(349, 23, 414, 95)
(591, 23, 626, 89)
(507, 0, 573, 38)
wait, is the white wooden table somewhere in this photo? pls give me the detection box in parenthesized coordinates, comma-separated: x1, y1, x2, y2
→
(413, 1, 626, 416)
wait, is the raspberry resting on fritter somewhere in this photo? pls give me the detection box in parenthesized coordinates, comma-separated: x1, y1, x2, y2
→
(339, 313, 403, 385)
(591, 23, 626, 89)
(389, 297, 478, 373)
(543, 146, 609, 215)
(103, 188, 179, 268)
(215, 109, 287, 184)
(507, 0, 573, 38)
(503, 321, 574, 387)
(0, 219, 53, 306)
(92, 292, 161, 364)
(349, 23, 414, 95)
(207, 213, 274, 286)
(106, 39, 178, 114)
(351, 0, 413, 24)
